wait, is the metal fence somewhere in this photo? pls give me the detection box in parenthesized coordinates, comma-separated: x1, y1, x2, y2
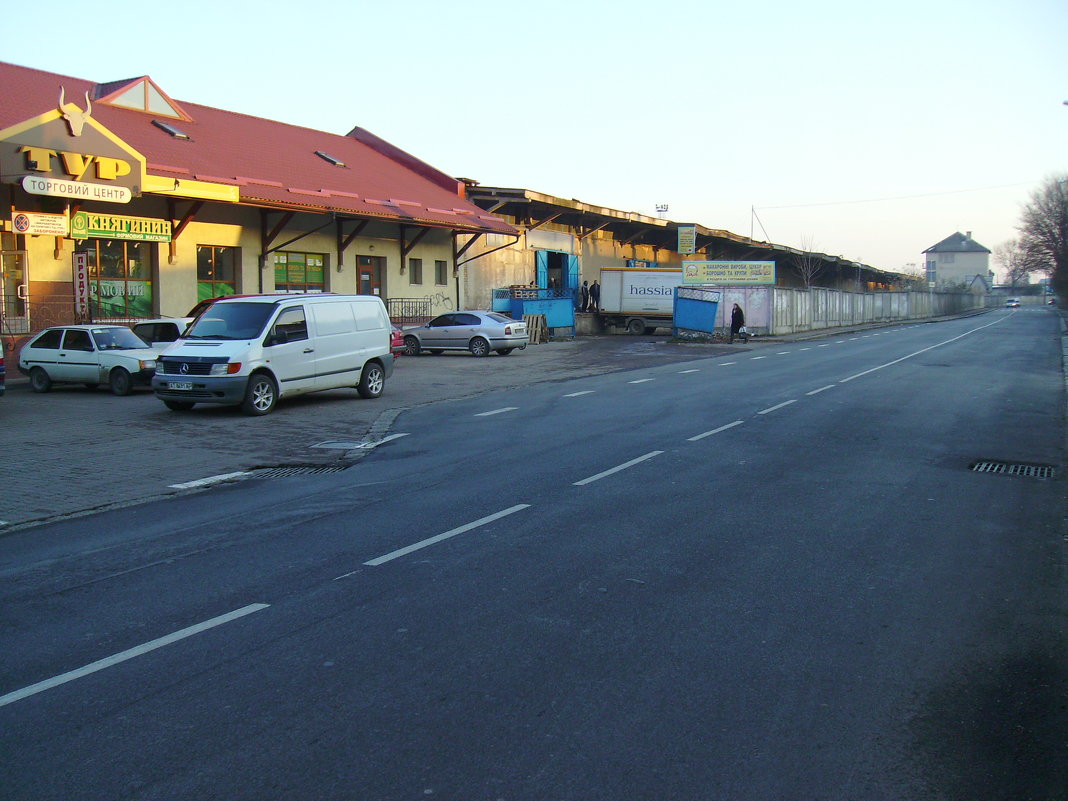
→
(386, 297, 433, 325)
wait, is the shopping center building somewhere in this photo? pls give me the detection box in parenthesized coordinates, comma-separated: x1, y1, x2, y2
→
(0, 60, 517, 354)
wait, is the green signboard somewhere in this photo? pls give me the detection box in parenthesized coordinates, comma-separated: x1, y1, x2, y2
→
(71, 211, 172, 242)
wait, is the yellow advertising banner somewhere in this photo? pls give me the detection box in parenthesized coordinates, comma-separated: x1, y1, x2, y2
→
(683, 260, 776, 285)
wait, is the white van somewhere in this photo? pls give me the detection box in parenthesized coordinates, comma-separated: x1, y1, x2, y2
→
(152, 294, 394, 415)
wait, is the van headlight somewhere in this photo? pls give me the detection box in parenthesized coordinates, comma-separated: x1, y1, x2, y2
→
(139, 360, 157, 371)
(210, 363, 242, 376)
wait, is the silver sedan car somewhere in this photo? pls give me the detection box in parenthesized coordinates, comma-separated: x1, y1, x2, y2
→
(403, 311, 528, 357)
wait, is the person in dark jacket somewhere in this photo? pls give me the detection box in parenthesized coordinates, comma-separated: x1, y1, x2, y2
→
(589, 280, 600, 311)
(729, 303, 745, 343)
(579, 280, 590, 311)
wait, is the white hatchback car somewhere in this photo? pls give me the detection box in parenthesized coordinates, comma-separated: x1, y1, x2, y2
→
(19, 325, 159, 396)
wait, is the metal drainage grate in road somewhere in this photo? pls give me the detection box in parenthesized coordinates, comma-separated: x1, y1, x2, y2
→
(970, 460, 1055, 480)
(246, 465, 349, 479)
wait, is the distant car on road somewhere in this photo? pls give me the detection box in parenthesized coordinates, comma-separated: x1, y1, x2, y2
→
(402, 311, 528, 357)
(1005, 298, 1021, 308)
(19, 325, 158, 395)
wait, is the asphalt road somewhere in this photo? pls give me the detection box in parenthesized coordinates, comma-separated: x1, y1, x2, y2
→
(1, 308, 1066, 800)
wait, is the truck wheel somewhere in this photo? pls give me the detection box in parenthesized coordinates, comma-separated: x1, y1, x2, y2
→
(357, 362, 385, 399)
(627, 319, 645, 335)
(241, 372, 278, 415)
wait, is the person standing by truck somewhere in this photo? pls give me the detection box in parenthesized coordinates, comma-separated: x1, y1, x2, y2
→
(589, 280, 600, 312)
(579, 280, 590, 311)
(729, 303, 745, 343)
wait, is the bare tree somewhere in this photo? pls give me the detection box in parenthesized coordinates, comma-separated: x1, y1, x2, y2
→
(993, 239, 1042, 288)
(795, 235, 824, 288)
(1018, 175, 1068, 296)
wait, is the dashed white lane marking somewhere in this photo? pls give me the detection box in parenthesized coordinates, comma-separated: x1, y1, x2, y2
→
(564, 390, 595, 397)
(751, 356, 767, 360)
(0, 603, 270, 708)
(574, 451, 664, 486)
(364, 504, 531, 566)
(169, 471, 249, 489)
(475, 407, 518, 417)
(688, 420, 745, 441)
(777, 351, 791, 355)
(628, 378, 655, 384)
(758, 400, 798, 415)
(818, 344, 831, 348)
(679, 369, 701, 374)
(719, 361, 737, 366)
(806, 385, 836, 396)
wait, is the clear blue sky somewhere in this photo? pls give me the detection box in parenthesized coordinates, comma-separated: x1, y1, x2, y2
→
(5, 0, 1066, 279)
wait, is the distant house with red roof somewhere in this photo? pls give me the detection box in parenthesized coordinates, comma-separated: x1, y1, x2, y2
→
(0, 60, 515, 335)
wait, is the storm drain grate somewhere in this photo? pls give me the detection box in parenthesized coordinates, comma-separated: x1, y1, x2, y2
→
(970, 460, 1055, 480)
(247, 465, 349, 479)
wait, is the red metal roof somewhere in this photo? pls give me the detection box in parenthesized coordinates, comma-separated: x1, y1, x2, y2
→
(0, 61, 516, 236)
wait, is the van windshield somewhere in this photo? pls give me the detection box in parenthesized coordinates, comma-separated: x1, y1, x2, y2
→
(184, 302, 276, 340)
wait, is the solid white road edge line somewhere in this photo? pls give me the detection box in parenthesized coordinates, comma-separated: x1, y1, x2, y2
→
(688, 420, 745, 442)
(758, 400, 798, 415)
(364, 504, 531, 566)
(0, 603, 270, 708)
(169, 471, 250, 489)
(573, 451, 664, 486)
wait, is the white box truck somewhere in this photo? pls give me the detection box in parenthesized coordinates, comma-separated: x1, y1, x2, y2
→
(597, 267, 683, 334)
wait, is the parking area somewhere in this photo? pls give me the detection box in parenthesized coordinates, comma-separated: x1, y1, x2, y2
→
(0, 336, 724, 529)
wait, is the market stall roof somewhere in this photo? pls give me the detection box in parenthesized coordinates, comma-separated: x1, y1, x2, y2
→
(0, 61, 516, 236)
(466, 185, 902, 282)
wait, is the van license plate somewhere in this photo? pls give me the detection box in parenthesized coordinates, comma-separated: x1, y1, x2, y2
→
(170, 381, 193, 391)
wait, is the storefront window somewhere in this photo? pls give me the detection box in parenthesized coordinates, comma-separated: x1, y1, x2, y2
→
(197, 245, 237, 302)
(274, 251, 326, 292)
(86, 240, 152, 318)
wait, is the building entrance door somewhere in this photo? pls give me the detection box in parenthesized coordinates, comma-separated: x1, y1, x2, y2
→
(358, 255, 384, 296)
(0, 249, 28, 334)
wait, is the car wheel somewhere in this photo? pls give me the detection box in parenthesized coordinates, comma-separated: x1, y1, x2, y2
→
(357, 362, 385, 399)
(496, 348, 514, 356)
(627, 319, 645, 335)
(29, 367, 52, 393)
(469, 336, 490, 357)
(109, 367, 133, 396)
(241, 372, 278, 415)
(403, 335, 421, 357)
(164, 400, 195, 411)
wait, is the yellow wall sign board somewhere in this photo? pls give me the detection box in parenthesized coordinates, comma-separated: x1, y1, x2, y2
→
(677, 225, 696, 255)
(683, 260, 776, 285)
